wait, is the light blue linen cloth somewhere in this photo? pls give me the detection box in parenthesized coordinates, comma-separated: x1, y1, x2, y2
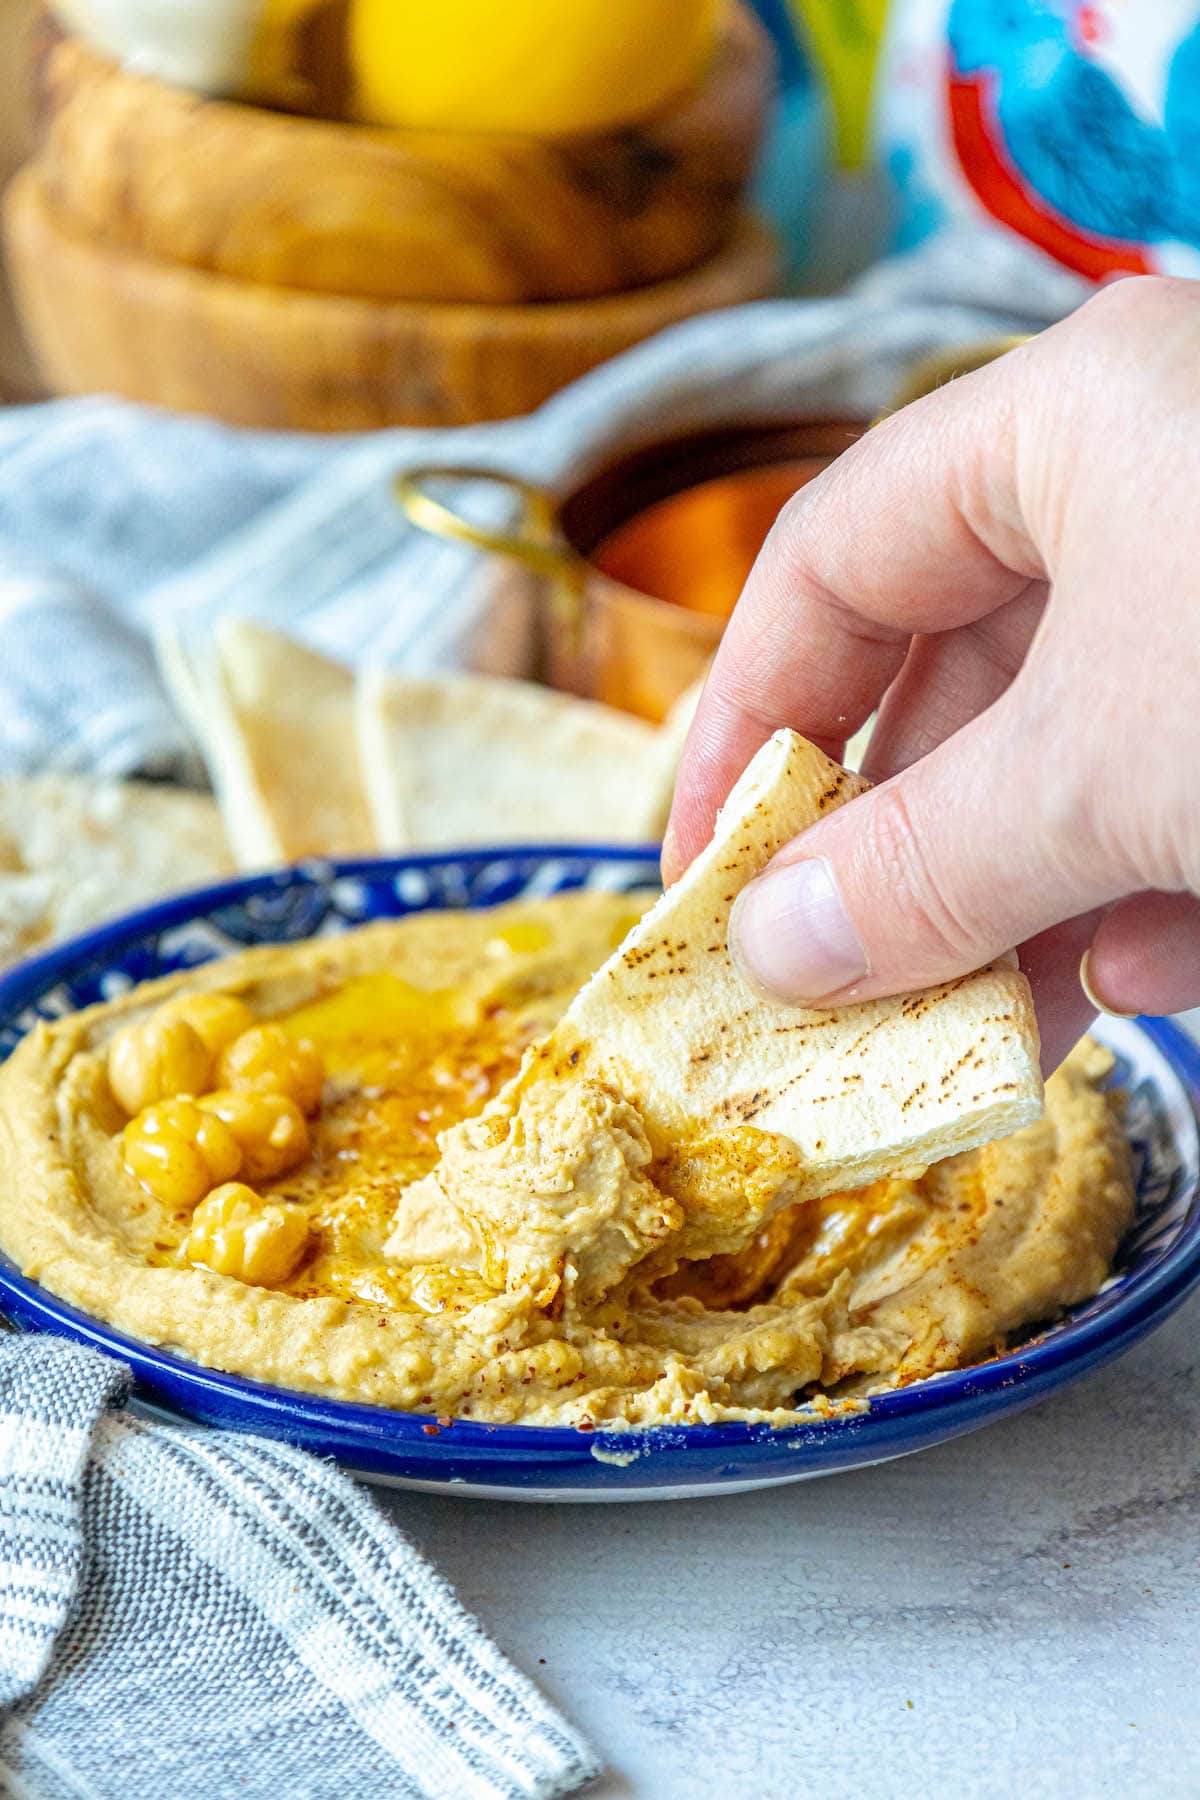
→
(0, 287, 1035, 781)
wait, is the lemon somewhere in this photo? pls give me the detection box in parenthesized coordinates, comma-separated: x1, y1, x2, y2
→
(347, 0, 724, 136)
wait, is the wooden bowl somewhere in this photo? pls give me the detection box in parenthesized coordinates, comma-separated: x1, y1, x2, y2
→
(3, 168, 780, 429)
(0, 0, 42, 399)
(30, 7, 774, 305)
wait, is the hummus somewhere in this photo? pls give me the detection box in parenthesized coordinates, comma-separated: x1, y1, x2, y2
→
(0, 891, 1135, 1427)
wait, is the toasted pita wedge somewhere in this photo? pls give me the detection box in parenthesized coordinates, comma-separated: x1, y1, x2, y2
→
(159, 620, 374, 868)
(356, 668, 674, 850)
(387, 730, 1043, 1295)
(843, 713, 875, 772)
(0, 776, 230, 972)
(548, 729, 1042, 1239)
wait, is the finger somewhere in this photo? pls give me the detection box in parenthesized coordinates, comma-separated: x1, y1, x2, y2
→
(664, 341, 1045, 881)
(727, 687, 1130, 1006)
(660, 545, 908, 883)
(1016, 911, 1107, 1078)
(1082, 891, 1200, 1017)
(861, 583, 1046, 783)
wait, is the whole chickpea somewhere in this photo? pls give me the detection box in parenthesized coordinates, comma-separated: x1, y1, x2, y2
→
(108, 1016, 214, 1118)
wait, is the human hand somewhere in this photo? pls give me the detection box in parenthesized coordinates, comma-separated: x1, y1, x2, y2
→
(664, 277, 1200, 1073)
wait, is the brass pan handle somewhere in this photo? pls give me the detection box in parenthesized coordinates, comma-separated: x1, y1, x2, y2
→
(394, 465, 580, 583)
(394, 464, 588, 653)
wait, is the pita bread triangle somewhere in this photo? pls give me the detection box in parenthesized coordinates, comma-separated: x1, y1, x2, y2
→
(159, 619, 375, 867)
(545, 728, 1042, 1216)
(356, 667, 677, 849)
(0, 776, 230, 972)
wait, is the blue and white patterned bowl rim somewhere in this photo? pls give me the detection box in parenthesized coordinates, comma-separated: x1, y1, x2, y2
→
(0, 846, 1196, 1463)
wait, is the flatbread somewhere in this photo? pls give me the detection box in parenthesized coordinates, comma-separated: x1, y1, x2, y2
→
(0, 776, 231, 972)
(552, 728, 1043, 1201)
(638, 670, 705, 825)
(356, 667, 676, 850)
(159, 620, 374, 868)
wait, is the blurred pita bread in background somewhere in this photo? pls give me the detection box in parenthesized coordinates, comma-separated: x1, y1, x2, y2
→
(0, 775, 230, 972)
(356, 667, 676, 850)
(159, 619, 375, 867)
(638, 669, 705, 823)
(161, 618, 698, 868)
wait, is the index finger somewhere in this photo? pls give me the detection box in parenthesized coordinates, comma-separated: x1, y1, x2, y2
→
(662, 345, 1044, 881)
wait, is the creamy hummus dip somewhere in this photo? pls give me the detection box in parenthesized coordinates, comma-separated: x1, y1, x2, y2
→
(0, 891, 1134, 1427)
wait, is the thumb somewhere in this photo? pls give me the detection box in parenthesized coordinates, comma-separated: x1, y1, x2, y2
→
(728, 703, 1123, 1007)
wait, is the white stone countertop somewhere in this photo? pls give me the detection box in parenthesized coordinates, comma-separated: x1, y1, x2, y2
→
(379, 1010, 1200, 1800)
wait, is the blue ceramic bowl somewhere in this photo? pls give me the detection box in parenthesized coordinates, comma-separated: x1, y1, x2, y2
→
(0, 850, 1197, 1502)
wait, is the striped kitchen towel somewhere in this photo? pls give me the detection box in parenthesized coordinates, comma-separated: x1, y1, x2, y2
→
(0, 1336, 598, 1800)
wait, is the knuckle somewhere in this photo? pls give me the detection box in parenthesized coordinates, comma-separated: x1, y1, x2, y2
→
(768, 473, 853, 610)
(1072, 273, 1189, 339)
(1051, 278, 1200, 432)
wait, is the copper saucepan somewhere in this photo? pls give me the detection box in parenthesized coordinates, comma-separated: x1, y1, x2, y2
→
(395, 337, 1026, 722)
